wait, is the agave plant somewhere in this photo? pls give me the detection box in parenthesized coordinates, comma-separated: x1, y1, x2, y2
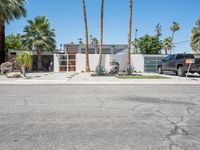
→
(16, 51, 32, 77)
(126, 64, 134, 75)
(95, 65, 106, 76)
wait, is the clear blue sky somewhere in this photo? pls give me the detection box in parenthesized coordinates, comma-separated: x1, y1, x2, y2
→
(6, 0, 200, 53)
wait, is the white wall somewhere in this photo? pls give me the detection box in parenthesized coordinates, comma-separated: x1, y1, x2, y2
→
(54, 54, 60, 72)
(76, 54, 127, 72)
(131, 54, 144, 73)
(54, 53, 146, 73)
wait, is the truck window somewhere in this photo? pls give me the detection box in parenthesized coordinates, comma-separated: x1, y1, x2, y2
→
(169, 55, 175, 60)
(176, 54, 184, 60)
(185, 54, 194, 59)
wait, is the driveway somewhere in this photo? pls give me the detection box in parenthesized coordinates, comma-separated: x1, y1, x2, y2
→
(0, 85, 200, 150)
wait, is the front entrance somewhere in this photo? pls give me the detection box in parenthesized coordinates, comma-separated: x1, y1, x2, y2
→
(59, 54, 76, 72)
(68, 54, 76, 71)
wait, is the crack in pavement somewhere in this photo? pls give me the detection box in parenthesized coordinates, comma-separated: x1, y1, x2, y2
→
(93, 88, 104, 108)
(24, 97, 28, 106)
(156, 103, 200, 150)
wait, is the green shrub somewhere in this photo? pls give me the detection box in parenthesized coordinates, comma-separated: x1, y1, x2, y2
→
(95, 65, 106, 76)
(126, 64, 134, 75)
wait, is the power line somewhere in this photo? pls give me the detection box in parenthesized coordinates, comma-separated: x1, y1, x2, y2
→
(174, 40, 189, 45)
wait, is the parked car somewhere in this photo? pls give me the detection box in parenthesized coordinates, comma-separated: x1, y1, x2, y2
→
(157, 54, 200, 77)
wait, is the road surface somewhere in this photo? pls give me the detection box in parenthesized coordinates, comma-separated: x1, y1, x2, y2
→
(0, 85, 200, 150)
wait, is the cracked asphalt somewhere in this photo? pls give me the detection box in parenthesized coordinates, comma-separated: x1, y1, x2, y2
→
(0, 85, 200, 150)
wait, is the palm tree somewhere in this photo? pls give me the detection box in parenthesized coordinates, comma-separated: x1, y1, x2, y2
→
(163, 37, 173, 54)
(98, 0, 104, 65)
(190, 19, 200, 53)
(16, 51, 32, 77)
(22, 16, 56, 70)
(78, 38, 83, 44)
(0, 0, 26, 64)
(82, 0, 90, 72)
(127, 0, 133, 65)
(91, 37, 99, 45)
(170, 22, 180, 53)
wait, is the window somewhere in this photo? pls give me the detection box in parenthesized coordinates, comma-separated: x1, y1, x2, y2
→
(185, 54, 194, 59)
(169, 55, 175, 60)
(176, 54, 184, 60)
(81, 48, 95, 54)
(97, 48, 111, 54)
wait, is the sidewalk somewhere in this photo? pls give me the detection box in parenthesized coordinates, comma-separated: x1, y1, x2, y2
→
(0, 72, 200, 85)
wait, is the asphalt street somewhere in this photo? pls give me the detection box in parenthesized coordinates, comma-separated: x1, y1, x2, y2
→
(0, 85, 200, 150)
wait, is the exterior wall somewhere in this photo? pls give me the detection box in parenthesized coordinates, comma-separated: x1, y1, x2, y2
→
(54, 54, 60, 72)
(54, 54, 168, 73)
(131, 54, 144, 73)
(76, 54, 127, 72)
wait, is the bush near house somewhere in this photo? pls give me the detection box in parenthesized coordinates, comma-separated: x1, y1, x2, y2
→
(137, 34, 163, 54)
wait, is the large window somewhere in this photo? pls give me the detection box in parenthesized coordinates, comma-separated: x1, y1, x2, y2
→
(81, 48, 95, 54)
(97, 48, 111, 54)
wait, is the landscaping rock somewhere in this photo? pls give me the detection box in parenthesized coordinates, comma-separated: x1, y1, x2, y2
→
(6, 72, 21, 78)
(109, 60, 120, 74)
(1, 62, 13, 74)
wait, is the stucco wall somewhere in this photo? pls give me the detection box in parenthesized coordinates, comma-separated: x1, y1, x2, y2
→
(54, 54, 60, 72)
(131, 54, 144, 73)
(76, 54, 127, 72)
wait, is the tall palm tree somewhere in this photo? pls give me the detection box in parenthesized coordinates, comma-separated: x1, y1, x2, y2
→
(82, 0, 90, 72)
(98, 0, 104, 65)
(0, 0, 26, 64)
(170, 22, 180, 53)
(163, 37, 173, 54)
(127, 0, 133, 65)
(190, 19, 200, 53)
(22, 16, 56, 70)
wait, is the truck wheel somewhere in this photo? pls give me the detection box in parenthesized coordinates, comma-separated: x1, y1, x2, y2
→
(158, 66, 163, 74)
(177, 66, 185, 77)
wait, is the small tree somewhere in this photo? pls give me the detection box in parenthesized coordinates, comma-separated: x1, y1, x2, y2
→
(137, 34, 163, 54)
(16, 51, 32, 77)
(5, 34, 22, 51)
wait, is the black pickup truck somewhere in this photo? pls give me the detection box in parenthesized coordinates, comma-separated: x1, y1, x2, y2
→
(157, 54, 200, 77)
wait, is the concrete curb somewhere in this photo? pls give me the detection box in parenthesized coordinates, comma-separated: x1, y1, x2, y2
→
(0, 79, 200, 85)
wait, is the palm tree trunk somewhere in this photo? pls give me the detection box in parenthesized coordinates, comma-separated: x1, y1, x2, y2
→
(127, 0, 133, 65)
(37, 49, 42, 70)
(82, 0, 90, 72)
(21, 66, 26, 77)
(98, 0, 104, 66)
(0, 24, 6, 64)
(165, 49, 168, 55)
(171, 32, 175, 54)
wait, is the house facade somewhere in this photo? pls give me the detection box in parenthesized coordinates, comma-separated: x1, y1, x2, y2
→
(54, 44, 128, 72)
